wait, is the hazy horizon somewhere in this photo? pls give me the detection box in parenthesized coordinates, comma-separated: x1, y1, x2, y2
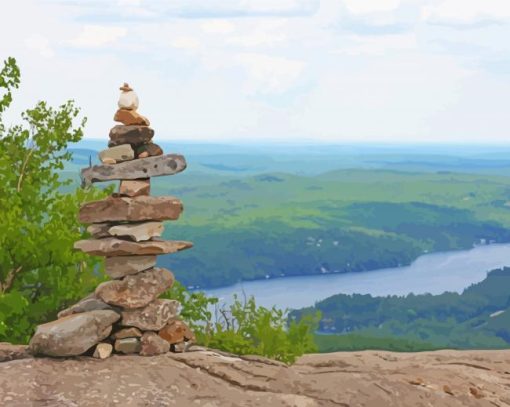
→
(2, 1, 510, 144)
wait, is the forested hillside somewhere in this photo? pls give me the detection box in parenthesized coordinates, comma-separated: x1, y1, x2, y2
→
(292, 267, 510, 351)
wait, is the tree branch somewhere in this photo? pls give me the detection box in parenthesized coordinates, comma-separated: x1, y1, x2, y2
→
(0, 266, 22, 294)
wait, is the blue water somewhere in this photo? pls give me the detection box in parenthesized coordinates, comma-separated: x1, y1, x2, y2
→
(199, 243, 510, 310)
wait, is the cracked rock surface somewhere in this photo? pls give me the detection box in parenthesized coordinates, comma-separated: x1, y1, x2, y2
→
(1, 348, 510, 406)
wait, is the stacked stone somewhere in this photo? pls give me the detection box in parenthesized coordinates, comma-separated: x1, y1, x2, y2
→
(28, 84, 195, 359)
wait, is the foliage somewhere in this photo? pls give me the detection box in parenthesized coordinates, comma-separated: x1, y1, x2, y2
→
(164, 286, 320, 364)
(0, 57, 109, 343)
(291, 267, 510, 352)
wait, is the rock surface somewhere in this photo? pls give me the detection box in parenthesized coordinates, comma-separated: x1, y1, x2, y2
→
(80, 154, 186, 186)
(78, 195, 183, 223)
(99, 144, 134, 164)
(74, 238, 192, 256)
(140, 332, 170, 356)
(108, 125, 154, 147)
(0, 343, 30, 362)
(119, 179, 150, 197)
(28, 310, 120, 357)
(121, 299, 179, 331)
(2, 349, 510, 406)
(95, 268, 174, 309)
(105, 255, 157, 279)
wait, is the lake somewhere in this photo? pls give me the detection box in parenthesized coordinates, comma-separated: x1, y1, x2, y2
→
(199, 243, 510, 310)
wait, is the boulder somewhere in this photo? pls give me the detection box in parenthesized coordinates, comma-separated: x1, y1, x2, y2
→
(119, 179, 150, 197)
(109, 222, 164, 242)
(28, 310, 120, 357)
(112, 327, 142, 340)
(159, 318, 195, 344)
(74, 238, 192, 256)
(95, 268, 175, 309)
(98, 144, 134, 164)
(114, 338, 140, 354)
(57, 294, 120, 319)
(136, 143, 163, 158)
(78, 195, 183, 223)
(114, 109, 150, 126)
(121, 299, 179, 331)
(140, 332, 170, 356)
(80, 154, 186, 187)
(105, 255, 157, 279)
(93, 343, 113, 359)
(108, 125, 154, 147)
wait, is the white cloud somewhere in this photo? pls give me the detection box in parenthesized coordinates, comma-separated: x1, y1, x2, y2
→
(24, 35, 55, 58)
(343, 0, 401, 15)
(170, 36, 201, 50)
(68, 25, 127, 48)
(422, 0, 510, 24)
(235, 53, 305, 94)
(201, 20, 235, 34)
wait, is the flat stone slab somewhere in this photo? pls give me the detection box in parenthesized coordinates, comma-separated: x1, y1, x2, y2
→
(57, 294, 121, 319)
(105, 255, 157, 279)
(80, 154, 186, 187)
(121, 299, 179, 331)
(95, 268, 174, 309)
(108, 125, 154, 147)
(28, 310, 120, 357)
(88, 222, 163, 242)
(74, 238, 192, 256)
(79, 195, 183, 223)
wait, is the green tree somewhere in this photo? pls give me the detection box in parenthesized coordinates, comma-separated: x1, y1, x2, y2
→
(0, 57, 109, 343)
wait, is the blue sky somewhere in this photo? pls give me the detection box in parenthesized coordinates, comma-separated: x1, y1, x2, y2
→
(1, 0, 510, 143)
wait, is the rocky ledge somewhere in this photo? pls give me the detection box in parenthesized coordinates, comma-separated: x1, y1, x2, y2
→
(1, 346, 509, 406)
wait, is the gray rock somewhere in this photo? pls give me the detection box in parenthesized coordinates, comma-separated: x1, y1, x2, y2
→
(105, 255, 157, 279)
(57, 295, 120, 319)
(74, 238, 192, 256)
(80, 154, 186, 187)
(114, 338, 141, 354)
(99, 144, 134, 164)
(28, 310, 120, 357)
(78, 195, 183, 223)
(121, 299, 180, 330)
(108, 125, 154, 147)
(95, 268, 175, 309)
(140, 332, 170, 356)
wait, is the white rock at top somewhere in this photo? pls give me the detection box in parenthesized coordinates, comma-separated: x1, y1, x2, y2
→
(118, 90, 139, 110)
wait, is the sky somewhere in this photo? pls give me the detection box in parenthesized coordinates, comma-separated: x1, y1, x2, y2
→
(1, 0, 510, 143)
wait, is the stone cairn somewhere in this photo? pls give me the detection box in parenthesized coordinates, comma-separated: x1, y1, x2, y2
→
(28, 83, 195, 359)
